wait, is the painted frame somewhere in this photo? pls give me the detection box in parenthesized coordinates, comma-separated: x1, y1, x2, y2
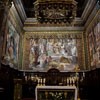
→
(22, 32, 84, 72)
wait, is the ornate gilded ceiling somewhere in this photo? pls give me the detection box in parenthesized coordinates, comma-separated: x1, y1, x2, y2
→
(34, 0, 77, 24)
(21, 0, 88, 18)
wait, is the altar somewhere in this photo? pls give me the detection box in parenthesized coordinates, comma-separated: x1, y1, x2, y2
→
(35, 86, 77, 100)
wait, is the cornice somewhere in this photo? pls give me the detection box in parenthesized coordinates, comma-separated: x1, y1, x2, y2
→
(23, 26, 84, 32)
(24, 17, 83, 27)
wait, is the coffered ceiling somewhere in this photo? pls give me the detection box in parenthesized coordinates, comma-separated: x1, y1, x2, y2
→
(21, 0, 88, 18)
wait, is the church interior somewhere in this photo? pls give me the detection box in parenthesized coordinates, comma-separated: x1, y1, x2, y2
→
(0, 0, 100, 100)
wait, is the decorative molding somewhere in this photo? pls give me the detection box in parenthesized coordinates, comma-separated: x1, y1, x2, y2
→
(25, 31, 82, 39)
(18, 33, 24, 70)
(81, 32, 85, 70)
(23, 26, 84, 32)
(13, 0, 27, 23)
(24, 17, 83, 27)
(11, 4, 23, 30)
(82, 32, 90, 70)
(81, 0, 97, 25)
(86, 31, 91, 70)
(24, 18, 37, 23)
(9, 6, 22, 33)
(85, 4, 100, 33)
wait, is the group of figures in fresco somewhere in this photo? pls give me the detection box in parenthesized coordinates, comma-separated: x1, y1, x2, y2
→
(29, 38, 78, 71)
(88, 22, 100, 68)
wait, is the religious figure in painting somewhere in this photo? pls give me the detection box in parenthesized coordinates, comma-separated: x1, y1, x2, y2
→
(29, 39, 40, 67)
(29, 38, 78, 71)
(37, 53, 47, 67)
(4, 21, 19, 68)
(7, 35, 14, 60)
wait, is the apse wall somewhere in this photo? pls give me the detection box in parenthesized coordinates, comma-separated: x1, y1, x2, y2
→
(21, 29, 85, 72)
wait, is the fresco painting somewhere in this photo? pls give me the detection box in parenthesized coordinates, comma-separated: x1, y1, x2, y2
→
(88, 22, 100, 68)
(4, 21, 19, 68)
(29, 38, 78, 71)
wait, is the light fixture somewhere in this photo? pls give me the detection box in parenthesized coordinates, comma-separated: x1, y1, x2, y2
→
(34, 0, 77, 24)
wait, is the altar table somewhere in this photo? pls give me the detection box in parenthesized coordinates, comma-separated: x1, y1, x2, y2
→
(35, 86, 77, 100)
